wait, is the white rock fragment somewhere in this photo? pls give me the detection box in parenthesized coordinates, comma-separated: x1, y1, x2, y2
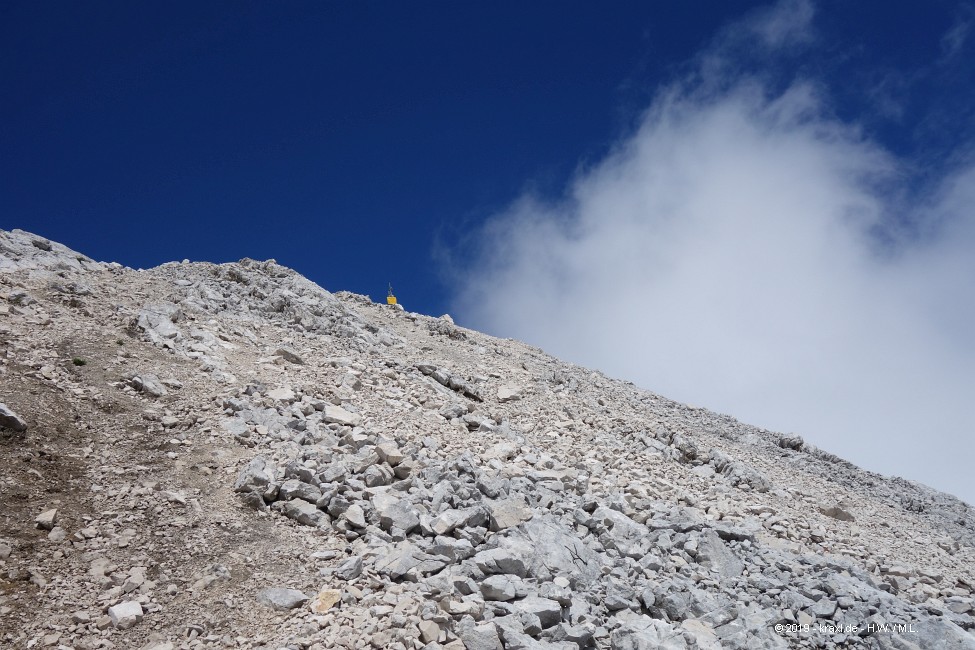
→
(486, 498, 533, 532)
(322, 404, 362, 427)
(267, 387, 295, 402)
(497, 386, 523, 403)
(35, 509, 58, 531)
(107, 600, 144, 629)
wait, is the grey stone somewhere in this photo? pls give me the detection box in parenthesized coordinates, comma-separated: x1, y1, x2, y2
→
(373, 492, 420, 534)
(276, 500, 327, 527)
(431, 507, 484, 536)
(778, 434, 804, 450)
(610, 616, 688, 650)
(418, 619, 441, 644)
(374, 542, 423, 580)
(474, 547, 530, 577)
(546, 623, 596, 648)
(34, 509, 58, 531)
(486, 498, 533, 532)
(590, 506, 649, 558)
(267, 387, 295, 401)
(508, 516, 602, 587)
(363, 463, 394, 487)
(136, 303, 181, 340)
(695, 529, 744, 579)
(497, 627, 556, 650)
(498, 386, 523, 402)
(239, 490, 267, 510)
(322, 404, 362, 427)
(278, 479, 322, 503)
(233, 456, 273, 494)
(709, 450, 770, 492)
(0, 403, 27, 432)
(539, 582, 572, 607)
(429, 536, 476, 562)
(376, 442, 405, 466)
(513, 596, 562, 629)
(343, 503, 366, 528)
(127, 374, 167, 397)
(810, 598, 837, 618)
(605, 579, 637, 611)
(679, 619, 722, 650)
(456, 617, 504, 650)
(350, 448, 379, 473)
(417, 362, 483, 400)
(481, 574, 522, 601)
(441, 595, 486, 618)
(256, 587, 309, 611)
(333, 555, 363, 580)
(31, 237, 52, 251)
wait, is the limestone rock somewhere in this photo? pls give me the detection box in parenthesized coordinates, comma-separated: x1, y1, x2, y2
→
(373, 492, 420, 534)
(267, 387, 295, 402)
(418, 620, 441, 644)
(611, 616, 688, 650)
(278, 479, 322, 504)
(322, 404, 362, 427)
(497, 386, 523, 403)
(486, 498, 533, 532)
(455, 617, 503, 650)
(34, 509, 58, 531)
(257, 587, 309, 611)
(480, 574, 522, 601)
(512, 596, 562, 629)
(127, 374, 167, 397)
(474, 547, 530, 578)
(343, 503, 366, 528)
(233, 456, 273, 495)
(695, 529, 744, 579)
(275, 499, 327, 527)
(108, 600, 144, 629)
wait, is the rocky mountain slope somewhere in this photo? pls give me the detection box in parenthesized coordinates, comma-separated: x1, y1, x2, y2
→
(0, 227, 973, 650)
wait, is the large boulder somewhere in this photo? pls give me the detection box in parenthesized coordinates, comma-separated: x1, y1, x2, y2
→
(0, 403, 27, 432)
(136, 302, 182, 341)
(695, 529, 744, 579)
(507, 515, 602, 587)
(486, 498, 533, 532)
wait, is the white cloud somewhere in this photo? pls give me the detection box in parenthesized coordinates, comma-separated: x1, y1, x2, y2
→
(450, 6, 975, 504)
(740, 0, 815, 49)
(941, 6, 973, 61)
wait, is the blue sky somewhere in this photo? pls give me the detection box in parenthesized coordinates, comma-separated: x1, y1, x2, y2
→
(6, 0, 969, 316)
(3, 1, 974, 502)
(3, 0, 753, 315)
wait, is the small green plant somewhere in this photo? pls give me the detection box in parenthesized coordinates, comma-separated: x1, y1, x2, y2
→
(72, 357, 86, 366)
(116, 339, 124, 345)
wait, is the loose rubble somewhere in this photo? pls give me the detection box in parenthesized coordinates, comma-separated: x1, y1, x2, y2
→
(1, 227, 973, 650)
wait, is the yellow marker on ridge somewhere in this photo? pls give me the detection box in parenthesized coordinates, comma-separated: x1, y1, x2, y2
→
(386, 283, 397, 305)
